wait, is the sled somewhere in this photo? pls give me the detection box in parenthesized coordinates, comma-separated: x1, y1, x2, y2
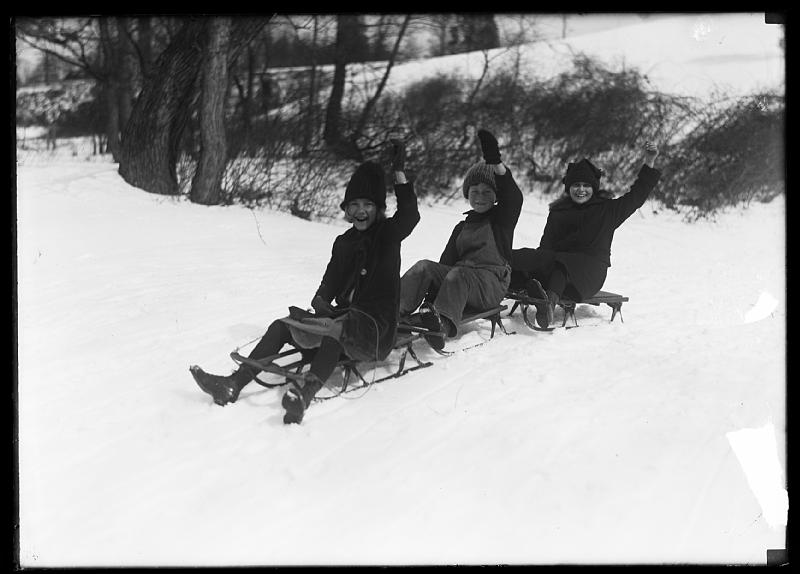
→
(229, 305, 510, 397)
(398, 304, 510, 356)
(505, 289, 628, 329)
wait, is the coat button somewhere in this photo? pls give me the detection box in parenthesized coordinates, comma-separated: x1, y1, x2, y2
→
(360, 268, 367, 276)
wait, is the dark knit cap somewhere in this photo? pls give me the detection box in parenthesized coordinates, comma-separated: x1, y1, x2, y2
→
(562, 158, 603, 193)
(340, 161, 386, 211)
(462, 160, 497, 198)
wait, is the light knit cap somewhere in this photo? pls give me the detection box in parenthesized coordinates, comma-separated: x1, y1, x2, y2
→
(462, 160, 497, 198)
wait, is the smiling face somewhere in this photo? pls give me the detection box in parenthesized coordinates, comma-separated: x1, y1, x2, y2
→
(568, 182, 594, 204)
(468, 182, 497, 213)
(346, 199, 378, 231)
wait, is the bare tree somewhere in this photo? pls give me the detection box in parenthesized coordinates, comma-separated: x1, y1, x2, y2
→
(190, 17, 231, 205)
(117, 17, 268, 197)
(323, 14, 363, 160)
(351, 15, 410, 144)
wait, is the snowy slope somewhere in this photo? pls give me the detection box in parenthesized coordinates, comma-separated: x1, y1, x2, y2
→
(16, 158, 785, 566)
(384, 13, 783, 101)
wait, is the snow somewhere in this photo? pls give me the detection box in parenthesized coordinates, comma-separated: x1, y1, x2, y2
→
(16, 13, 785, 567)
(384, 13, 784, 101)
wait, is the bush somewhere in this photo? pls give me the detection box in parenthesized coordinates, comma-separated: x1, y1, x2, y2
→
(657, 93, 784, 219)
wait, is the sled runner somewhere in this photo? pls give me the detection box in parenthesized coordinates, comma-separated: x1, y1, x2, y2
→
(505, 289, 628, 329)
(229, 305, 510, 399)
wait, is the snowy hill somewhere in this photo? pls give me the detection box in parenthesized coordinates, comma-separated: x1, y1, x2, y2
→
(16, 158, 786, 566)
(16, 13, 786, 567)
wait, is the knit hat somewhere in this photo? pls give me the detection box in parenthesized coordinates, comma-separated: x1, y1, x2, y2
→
(340, 161, 386, 211)
(562, 158, 602, 193)
(462, 160, 497, 199)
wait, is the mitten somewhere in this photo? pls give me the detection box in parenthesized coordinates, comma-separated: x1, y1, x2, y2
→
(389, 138, 406, 172)
(311, 295, 336, 317)
(477, 129, 501, 164)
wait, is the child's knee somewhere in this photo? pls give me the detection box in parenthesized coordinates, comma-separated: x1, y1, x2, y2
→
(407, 259, 437, 276)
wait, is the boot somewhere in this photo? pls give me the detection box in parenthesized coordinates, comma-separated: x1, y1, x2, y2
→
(190, 365, 253, 406)
(533, 289, 559, 330)
(282, 372, 324, 424)
(420, 309, 448, 351)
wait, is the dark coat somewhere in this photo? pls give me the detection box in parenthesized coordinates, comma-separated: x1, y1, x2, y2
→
(315, 182, 420, 362)
(439, 168, 523, 267)
(514, 164, 661, 301)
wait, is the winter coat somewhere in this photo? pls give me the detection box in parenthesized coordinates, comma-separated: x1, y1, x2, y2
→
(536, 164, 661, 301)
(314, 181, 420, 362)
(439, 168, 523, 269)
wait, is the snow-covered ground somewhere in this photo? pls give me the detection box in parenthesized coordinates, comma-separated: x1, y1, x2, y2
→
(15, 158, 787, 566)
(16, 13, 786, 567)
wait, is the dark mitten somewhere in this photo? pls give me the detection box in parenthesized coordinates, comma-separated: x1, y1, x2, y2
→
(389, 138, 406, 172)
(311, 295, 336, 317)
(477, 129, 501, 164)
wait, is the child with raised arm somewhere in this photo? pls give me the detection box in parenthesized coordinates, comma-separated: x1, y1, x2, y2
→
(398, 129, 523, 349)
(190, 140, 420, 424)
(511, 141, 661, 328)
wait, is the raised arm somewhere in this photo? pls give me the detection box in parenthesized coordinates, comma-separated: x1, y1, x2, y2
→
(609, 141, 662, 227)
(386, 138, 421, 240)
(478, 128, 523, 227)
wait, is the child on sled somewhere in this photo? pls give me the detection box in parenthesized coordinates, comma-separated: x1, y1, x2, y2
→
(190, 140, 420, 424)
(510, 141, 661, 329)
(398, 129, 523, 349)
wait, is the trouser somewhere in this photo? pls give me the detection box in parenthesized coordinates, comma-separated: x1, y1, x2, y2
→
(399, 259, 510, 336)
(511, 248, 577, 301)
(233, 320, 342, 389)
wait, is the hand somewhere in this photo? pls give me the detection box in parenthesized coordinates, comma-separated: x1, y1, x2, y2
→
(477, 129, 501, 164)
(311, 295, 336, 317)
(643, 141, 659, 166)
(389, 138, 406, 172)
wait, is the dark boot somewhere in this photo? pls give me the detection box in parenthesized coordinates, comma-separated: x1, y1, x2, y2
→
(190, 365, 253, 406)
(282, 372, 324, 424)
(540, 290, 559, 328)
(420, 309, 448, 351)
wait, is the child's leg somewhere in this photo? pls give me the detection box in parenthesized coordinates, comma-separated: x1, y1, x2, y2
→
(433, 266, 508, 336)
(545, 265, 568, 299)
(308, 336, 342, 384)
(399, 259, 452, 316)
(248, 319, 294, 361)
(511, 248, 556, 286)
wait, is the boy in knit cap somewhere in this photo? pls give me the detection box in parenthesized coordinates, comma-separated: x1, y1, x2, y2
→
(511, 141, 661, 328)
(190, 140, 420, 424)
(398, 129, 523, 349)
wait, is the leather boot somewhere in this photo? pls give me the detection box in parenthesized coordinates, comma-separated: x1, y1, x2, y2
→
(282, 372, 324, 424)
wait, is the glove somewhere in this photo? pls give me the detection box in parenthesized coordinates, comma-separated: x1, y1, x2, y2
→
(311, 295, 336, 317)
(389, 138, 406, 172)
(477, 129, 501, 164)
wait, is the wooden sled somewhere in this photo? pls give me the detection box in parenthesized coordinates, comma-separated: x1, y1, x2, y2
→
(506, 289, 628, 329)
(229, 305, 509, 398)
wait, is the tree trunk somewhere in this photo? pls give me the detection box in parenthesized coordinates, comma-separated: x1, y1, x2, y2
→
(190, 17, 232, 205)
(98, 18, 122, 161)
(118, 17, 269, 196)
(116, 17, 135, 131)
(137, 16, 153, 77)
(323, 14, 362, 160)
(301, 15, 318, 155)
(118, 19, 206, 195)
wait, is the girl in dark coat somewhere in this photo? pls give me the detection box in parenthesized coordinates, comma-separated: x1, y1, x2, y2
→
(190, 140, 420, 424)
(399, 129, 523, 348)
(511, 141, 661, 328)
